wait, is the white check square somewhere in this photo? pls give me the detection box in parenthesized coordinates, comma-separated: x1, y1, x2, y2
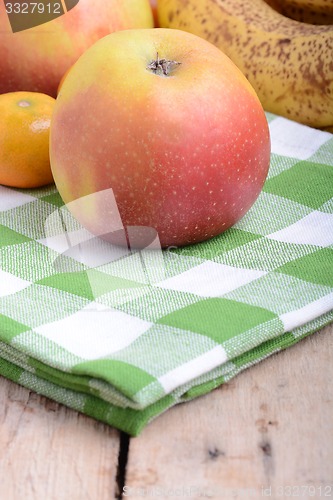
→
(158, 345, 228, 394)
(0, 269, 31, 297)
(0, 186, 35, 212)
(269, 118, 332, 160)
(157, 261, 266, 297)
(34, 304, 153, 360)
(280, 292, 333, 332)
(267, 211, 333, 247)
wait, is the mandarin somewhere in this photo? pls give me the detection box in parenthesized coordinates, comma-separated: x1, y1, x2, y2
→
(0, 92, 55, 188)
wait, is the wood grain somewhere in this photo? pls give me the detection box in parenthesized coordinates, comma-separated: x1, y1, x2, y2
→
(125, 325, 333, 499)
(0, 381, 120, 500)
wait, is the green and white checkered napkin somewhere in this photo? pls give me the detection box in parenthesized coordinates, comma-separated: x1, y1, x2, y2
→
(0, 113, 333, 436)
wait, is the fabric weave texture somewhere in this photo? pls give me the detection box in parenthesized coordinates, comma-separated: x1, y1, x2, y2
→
(0, 113, 332, 436)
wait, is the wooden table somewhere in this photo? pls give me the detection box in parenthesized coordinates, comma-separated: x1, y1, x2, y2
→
(0, 324, 332, 500)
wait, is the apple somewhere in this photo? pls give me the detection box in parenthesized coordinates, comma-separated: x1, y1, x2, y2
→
(149, 0, 159, 27)
(0, 0, 154, 97)
(50, 28, 270, 248)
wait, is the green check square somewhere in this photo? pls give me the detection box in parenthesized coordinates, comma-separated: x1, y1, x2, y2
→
(276, 247, 333, 287)
(72, 360, 158, 399)
(0, 314, 29, 343)
(171, 228, 261, 260)
(0, 357, 24, 384)
(37, 270, 95, 300)
(267, 153, 299, 180)
(157, 298, 277, 343)
(0, 225, 32, 248)
(40, 192, 65, 208)
(264, 161, 333, 209)
(38, 269, 143, 300)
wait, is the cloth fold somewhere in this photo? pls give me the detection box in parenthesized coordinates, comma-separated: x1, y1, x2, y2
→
(0, 113, 332, 435)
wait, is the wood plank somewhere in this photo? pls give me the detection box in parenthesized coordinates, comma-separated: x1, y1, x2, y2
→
(125, 325, 333, 499)
(0, 380, 121, 500)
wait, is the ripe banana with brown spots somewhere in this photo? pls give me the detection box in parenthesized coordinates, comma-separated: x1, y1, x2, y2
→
(157, 0, 333, 128)
(265, 0, 333, 25)
(265, 0, 333, 24)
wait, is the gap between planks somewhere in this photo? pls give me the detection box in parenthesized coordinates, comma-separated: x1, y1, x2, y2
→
(124, 324, 333, 499)
(0, 382, 121, 500)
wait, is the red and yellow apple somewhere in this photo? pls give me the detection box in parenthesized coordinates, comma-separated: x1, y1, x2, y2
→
(50, 28, 270, 248)
(0, 0, 153, 97)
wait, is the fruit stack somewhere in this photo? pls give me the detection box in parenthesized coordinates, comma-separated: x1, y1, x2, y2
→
(0, 0, 154, 186)
(0, 0, 332, 244)
(0, 0, 332, 437)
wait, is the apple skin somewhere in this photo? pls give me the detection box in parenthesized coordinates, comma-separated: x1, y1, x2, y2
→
(149, 0, 159, 27)
(0, 0, 153, 97)
(50, 28, 271, 248)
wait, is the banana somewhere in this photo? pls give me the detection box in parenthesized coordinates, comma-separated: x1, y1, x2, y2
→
(322, 125, 333, 132)
(157, 0, 333, 128)
(264, 0, 333, 25)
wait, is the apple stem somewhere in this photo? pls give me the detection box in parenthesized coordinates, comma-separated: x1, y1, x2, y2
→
(147, 52, 181, 76)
